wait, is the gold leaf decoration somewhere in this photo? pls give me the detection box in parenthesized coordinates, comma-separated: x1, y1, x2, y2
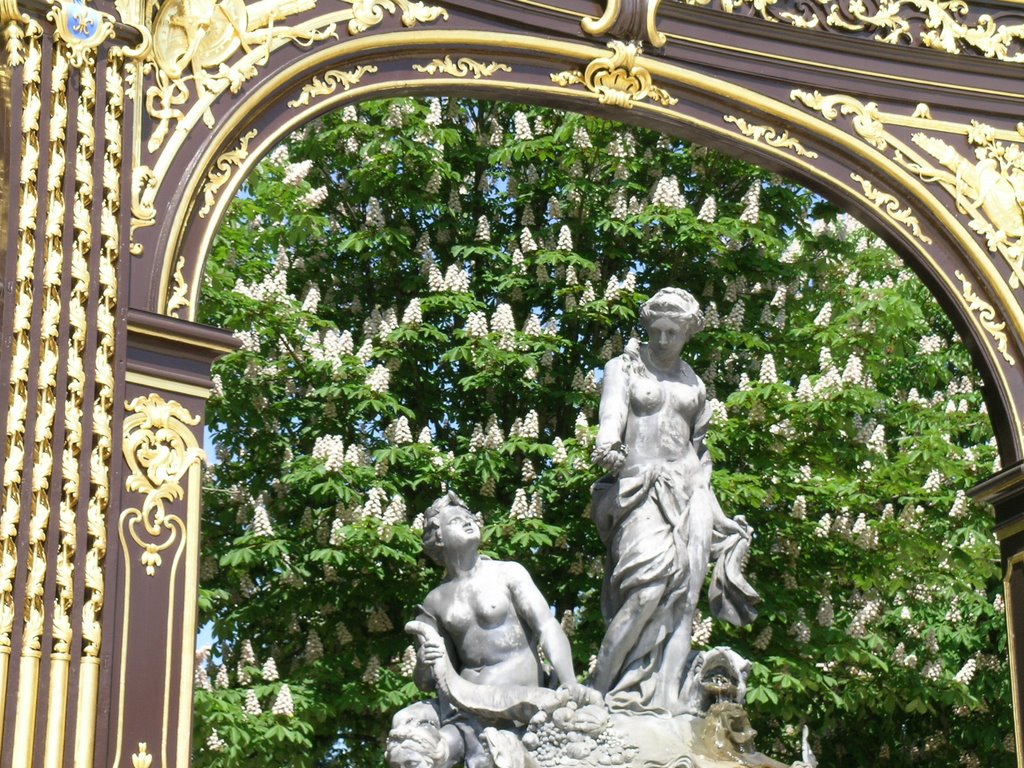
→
(287, 64, 378, 107)
(850, 172, 932, 244)
(1, 0, 28, 67)
(682, 0, 1024, 62)
(166, 254, 190, 318)
(80, 54, 125, 662)
(132, 743, 153, 768)
(146, 0, 337, 154)
(551, 41, 678, 109)
(120, 395, 205, 576)
(130, 164, 158, 248)
(580, 0, 667, 47)
(52, 26, 100, 660)
(723, 114, 818, 158)
(1, 17, 41, 657)
(347, 0, 449, 35)
(47, 0, 115, 68)
(792, 88, 1024, 289)
(412, 56, 511, 79)
(956, 270, 1015, 365)
(23, 36, 73, 657)
(137, 0, 451, 314)
(199, 128, 258, 218)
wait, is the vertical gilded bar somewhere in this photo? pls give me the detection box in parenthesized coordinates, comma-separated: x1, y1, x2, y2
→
(10, 34, 70, 767)
(73, 50, 121, 768)
(0, 17, 41, 757)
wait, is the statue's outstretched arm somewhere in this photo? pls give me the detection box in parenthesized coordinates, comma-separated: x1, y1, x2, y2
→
(505, 562, 581, 691)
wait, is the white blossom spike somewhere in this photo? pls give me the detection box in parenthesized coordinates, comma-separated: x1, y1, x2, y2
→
(271, 684, 294, 716)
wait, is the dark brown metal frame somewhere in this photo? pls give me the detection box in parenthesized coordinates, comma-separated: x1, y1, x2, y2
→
(4, 0, 1024, 763)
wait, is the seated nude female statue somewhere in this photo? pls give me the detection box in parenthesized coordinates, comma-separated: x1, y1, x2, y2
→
(387, 492, 592, 768)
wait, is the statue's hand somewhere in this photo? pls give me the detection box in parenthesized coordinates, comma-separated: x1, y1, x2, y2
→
(592, 442, 627, 474)
(406, 620, 446, 666)
(563, 681, 604, 707)
(420, 637, 445, 664)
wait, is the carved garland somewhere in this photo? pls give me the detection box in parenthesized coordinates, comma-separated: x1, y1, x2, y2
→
(0, 12, 41, 717)
(581, 0, 667, 48)
(120, 395, 205, 576)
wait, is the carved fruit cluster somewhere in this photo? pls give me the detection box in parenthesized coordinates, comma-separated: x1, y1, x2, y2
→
(522, 700, 637, 766)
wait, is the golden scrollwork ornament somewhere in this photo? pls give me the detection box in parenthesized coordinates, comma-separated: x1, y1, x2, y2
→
(956, 270, 1014, 365)
(551, 41, 678, 109)
(199, 128, 258, 217)
(723, 114, 818, 158)
(682, 0, 1024, 62)
(287, 63, 378, 107)
(581, 0, 667, 48)
(120, 395, 205, 576)
(412, 56, 511, 79)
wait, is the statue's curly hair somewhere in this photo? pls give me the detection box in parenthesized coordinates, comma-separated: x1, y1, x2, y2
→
(639, 287, 704, 338)
(421, 491, 476, 565)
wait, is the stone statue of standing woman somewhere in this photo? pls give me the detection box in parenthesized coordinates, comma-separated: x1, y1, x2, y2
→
(590, 287, 760, 715)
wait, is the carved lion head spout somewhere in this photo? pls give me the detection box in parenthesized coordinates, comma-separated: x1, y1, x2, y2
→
(385, 701, 449, 768)
(679, 646, 752, 716)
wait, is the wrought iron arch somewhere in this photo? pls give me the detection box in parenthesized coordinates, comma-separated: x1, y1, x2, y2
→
(147, 34, 1024, 462)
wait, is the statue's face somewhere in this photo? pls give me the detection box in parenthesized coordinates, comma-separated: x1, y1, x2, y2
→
(389, 746, 433, 768)
(648, 316, 688, 359)
(437, 505, 480, 553)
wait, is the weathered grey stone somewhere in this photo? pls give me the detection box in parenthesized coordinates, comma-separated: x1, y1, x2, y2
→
(590, 288, 759, 715)
(387, 291, 813, 768)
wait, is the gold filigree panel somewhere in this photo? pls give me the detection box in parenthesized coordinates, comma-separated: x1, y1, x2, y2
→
(131, 0, 449, 270)
(681, 0, 1024, 62)
(792, 89, 1024, 290)
(120, 394, 205, 575)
